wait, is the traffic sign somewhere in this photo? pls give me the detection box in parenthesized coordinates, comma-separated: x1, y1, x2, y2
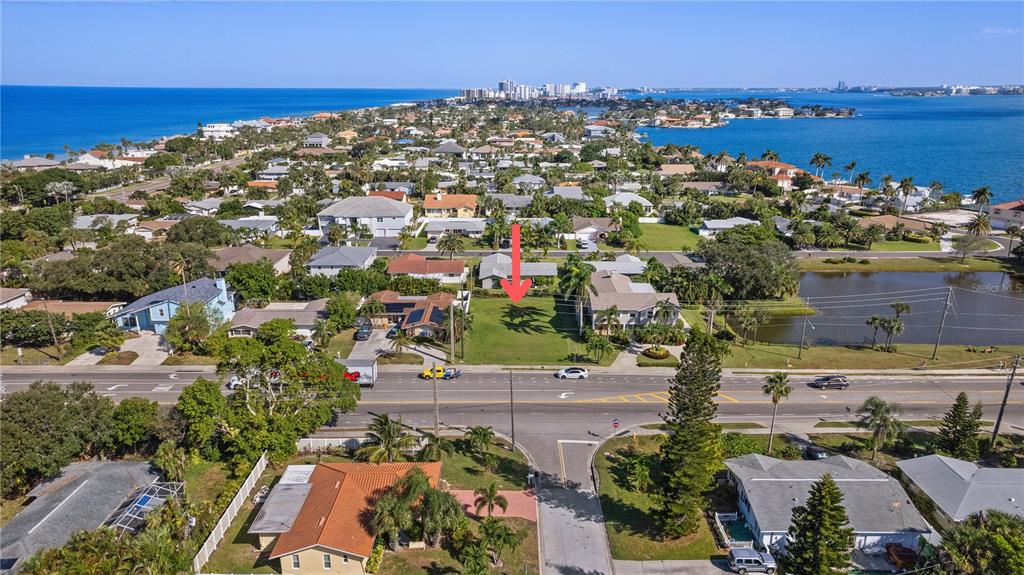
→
(612, 417, 620, 429)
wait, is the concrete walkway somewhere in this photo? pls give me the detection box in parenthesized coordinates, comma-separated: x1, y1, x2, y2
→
(613, 559, 731, 575)
(65, 348, 105, 366)
(120, 334, 169, 365)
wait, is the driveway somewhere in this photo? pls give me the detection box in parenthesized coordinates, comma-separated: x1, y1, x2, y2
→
(65, 348, 105, 366)
(348, 328, 391, 360)
(120, 334, 170, 365)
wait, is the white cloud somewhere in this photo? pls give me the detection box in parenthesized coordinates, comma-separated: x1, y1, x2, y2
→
(981, 26, 1023, 36)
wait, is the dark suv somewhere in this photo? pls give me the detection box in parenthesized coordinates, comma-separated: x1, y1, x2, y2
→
(809, 374, 850, 390)
(354, 323, 373, 341)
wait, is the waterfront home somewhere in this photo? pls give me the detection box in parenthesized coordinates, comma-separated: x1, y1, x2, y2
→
(387, 254, 467, 284)
(584, 124, 615, 139)
(200, 123, 236, 140)
(423, 192, 477, 218)
(228, 299, 328, 338)
(304, 132, 331, 148)
(896, 455, 1023, 530)
(251, 462, 441, 575)
(570, 216, 614, 242)
(113, 277, 234, 334)
(774, 107, 795, 118)
(478, 252, 558, 289)
(424, 219, 486, 240)
(211, 245, 292, 275)
(316, 196, 413, 238)
(8, 155, 60, 171)
(0, 287, 32, 310)
(699, 217, 759, 237)
(655, 163, 696, 178)
(604, 191, 654, 214)
(725, 454, 931, 552)
(586, 270, 679, 331)
(746, 160, 799, 177)
(987, 199, 1024, 230)
(306, 246, 378, 277)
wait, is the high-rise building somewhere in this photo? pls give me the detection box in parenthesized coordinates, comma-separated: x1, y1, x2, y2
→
(836, 80, 848, 91)
(498, 79, 516, 94)
(573, 82, 587, 94)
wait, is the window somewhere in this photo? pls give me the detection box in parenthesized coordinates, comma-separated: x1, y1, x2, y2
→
(342, 555, 349, 564)
(322, 554, 332, 568)
(158, 309, 165, 317)
(291, 555, 300, 568)
(377, 217, 384, 222)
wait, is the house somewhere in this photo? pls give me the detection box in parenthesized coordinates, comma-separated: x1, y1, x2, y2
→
(257, 164, 291, 181)
(478, 252, 557, 289)
(545, 186, 586, 201)
(74, 150, 138, 170)
(586, 270, 678, 330)
(316, 196, 414, 238)
(0, 287, 32, 309)
(569, 216, 614, 242)
(774, 106, 795, 118)
(0, 461, 173, 573)
(423, 193, 477, 218)
(200, 123, 236, 140)
(211, 245, 292, 275)
(512, 174, 546, 190)
(364, 181, 416, 195)
(218, 217, 281, 236)
(604, 192, 654, 214)
(8, 155, 60, 171)
(22, 300, 124, 317)
(726, 454, 932, 552)
(987, 199, 1024, 230)
(433, 140, 467, 157)
(699, 217, 760, 237)
(656, 163, 696, 178)
(305, 132, 331, 148)
(468, 145, 497, 159)
(424, 219, 486, 240)
(542, 132, 567, 143)
(387, 254, 466, 284)
(244, 199, 288, 216)
(72, 214, 140, 232)
(251, 462, 441, 575)
(746, 160, 799, 178)
(486, 194, 533, 216)
(591, 254, 648, 276)
(856, 215, 932, 234)
(184, 197, 227, 216)
(113, 277, 234, 334)
(896, 455, 1024, 531)
(306, 246, 378, 276)
(228, 300, 328, 338)
(584, 124, 615, 139)
(369, 290, 455, 325)
(367, 190, 409, 203)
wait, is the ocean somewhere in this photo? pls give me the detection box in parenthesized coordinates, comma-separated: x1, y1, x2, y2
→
(630, 90, 1024, 204)
(1, 86, 1021, 204)
(0, 85, 457, 160)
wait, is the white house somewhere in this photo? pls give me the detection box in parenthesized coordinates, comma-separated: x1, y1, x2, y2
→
(185, 198, 227, 216)
(699, 217, 759, 237)
(0, 287, 32, 310)
(604, 192, 654, 214)
(316, 196, 413, 238)
(305, 133, 331, 148)
(200, 123, 237, 140)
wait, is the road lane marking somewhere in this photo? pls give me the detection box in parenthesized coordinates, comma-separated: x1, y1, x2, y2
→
(716, 392, 741, 403)
(106, 385, 125, 391)
(558, 392, 575, 399)
(153, 384, 173, 392)
(29, 480, 88, 534)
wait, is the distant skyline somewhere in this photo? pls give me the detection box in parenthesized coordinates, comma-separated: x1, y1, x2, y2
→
(2, 1, 1022, 89)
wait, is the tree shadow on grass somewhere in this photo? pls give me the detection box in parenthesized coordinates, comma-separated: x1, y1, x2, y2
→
(500, 305, 549, 335)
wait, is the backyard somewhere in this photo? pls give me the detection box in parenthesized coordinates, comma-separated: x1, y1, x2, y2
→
(461, 296, 615, 366)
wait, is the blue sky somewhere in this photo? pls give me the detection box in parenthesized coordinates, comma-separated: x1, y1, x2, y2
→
(2, 1, 1022, 88)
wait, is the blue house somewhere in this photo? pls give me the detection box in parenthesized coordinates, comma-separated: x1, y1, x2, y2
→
(113, 278, 234, 335)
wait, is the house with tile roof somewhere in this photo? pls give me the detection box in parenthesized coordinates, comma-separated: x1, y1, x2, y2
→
(112, 277, 234, 334)
(604, 192, 654, 214)
(423, 193, 478, 218)
(211, 245, 292, 275)
(368, 290, 456, 327)
(22, 300, 124, 317)
(252, 462, 441, 575)
(896, 454, 1023, 530)
(387, 254, 467, 284)
(987, 199, 1024, 230)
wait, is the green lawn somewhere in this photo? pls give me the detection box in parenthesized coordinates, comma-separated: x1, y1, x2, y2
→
(637, 223, 702, 251)
(461, 297, 613, 366)
(377, 352, 425, 365)
(200, 463, 283, 575)
(1, 496, 28, 528)
(183, 459, 230, 511)
(723, 342, 1024, 370)
(325, 328, 357, 359)
(641, 422, 765, 430)
(97, 351, 138, 365)
(813, 419, 992, 429)
(800, 256, 1022, 273)
(162, 353, 218, 366)
(595, 435, 722, 560)
(379, 517, 539, 575)
(831, 240, 940, 252)
(0, 345, 70, 365)
(637, 354, 680, 368)
(406, 236, 428, 250)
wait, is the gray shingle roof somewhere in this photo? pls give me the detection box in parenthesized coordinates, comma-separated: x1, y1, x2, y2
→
(434, 141, 466, 155)
(117, 277, 225, 316)
(488, 194, 534, 209)
(307, 246, 378, 268)
(478, 253, 558, 280)
(727, 454, 931, 535)
(72, 214, 139, 229)
(701, 217, 759, 230)
(317, 196, 412, 218)
(513, 174, 546, 185)
(896, 455, 1024, 522)
(424, 220, 486, 234)
(546, 186, 586, 200)
(218, 218, 279, 232)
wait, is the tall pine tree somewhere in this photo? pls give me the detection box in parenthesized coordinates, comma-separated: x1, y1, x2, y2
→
(938, 392, 985, 460)
(655, 330, 729, 538)
(784, 473, 855, 575)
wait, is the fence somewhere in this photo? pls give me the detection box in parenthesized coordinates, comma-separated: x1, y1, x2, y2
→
(297, 436, 366, 452)
(191, 451, 269, 573)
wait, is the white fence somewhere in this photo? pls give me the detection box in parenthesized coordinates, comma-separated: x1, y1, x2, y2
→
(192, 451, 269, 573)
(297, 436, 367, 451)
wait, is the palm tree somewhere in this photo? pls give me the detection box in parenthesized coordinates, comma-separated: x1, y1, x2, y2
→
(418, 432, 454, 462)
(394, 467, 432, 503)
(860, 224, 885, 249)
(762, 373, 792, 455)
(327, 223, 347, 246)
(897, 177, 916, 215)
(866, 316, 883, 348)
(390, 329, 412, 356)
(586, 336, 615, 363)
(473, 481, 509, 516)
(596, 305, 622, 334)
(880, 317, 905, 351)
(970, 186, 992, 213)
(853, 171, 872, 194)
(153, 440, 187, 482)
(621, 233, 648, 255)
(359, 299, 387, 321)
(311, 318, 334, 350)
(843, 160, 857, 183)
(372, 493, 413, 550)
(890, 301, 911, 320)
(966, 213, 992, 236)
(481, 516, 520, 567)
(356, 413, 416, 463)
(760, 149, 780, 162)
(436, 232, 466, 260)
(559, 255, 597, 336)
(1005, 224, 1021, 257)
(857, 396, 905, 461)
(653, 299, 676, 325)
(466, 425, 494, 454)
(397, 227, 414, 250)
(420, 489, 465, 547)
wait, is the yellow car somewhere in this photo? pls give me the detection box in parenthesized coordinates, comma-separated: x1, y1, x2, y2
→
(419, 366, 462, 380)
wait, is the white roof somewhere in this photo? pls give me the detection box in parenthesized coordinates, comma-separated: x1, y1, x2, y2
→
(317, 196, 412, 218)
(604, 192, 652, 208)
(702, 217, 758, 230)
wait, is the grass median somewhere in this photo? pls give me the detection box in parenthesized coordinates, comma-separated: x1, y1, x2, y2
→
(722, 342, 1024, 370)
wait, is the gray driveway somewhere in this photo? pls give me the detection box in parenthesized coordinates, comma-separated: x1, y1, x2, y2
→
(120, 334, 169, 365)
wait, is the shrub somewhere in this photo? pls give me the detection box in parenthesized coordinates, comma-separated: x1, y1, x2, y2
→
(723, 432, 762, 458)
(844, 256, 858, 263)
(904, 234, 932, 244)
(366, 542, 385, 574)
(641, 346, 670, 360)
(998, 450, 1018, 468)
(859, 258, 871, 264)
(823, 258, 840, 264)
(714, 329, 736, 341)
(778, 444, 803, 460)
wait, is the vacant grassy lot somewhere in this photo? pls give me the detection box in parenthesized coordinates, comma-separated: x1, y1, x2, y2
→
(595, 435, 721, 560)
(637, 223, 702, 251)
(723, 342, 1024, 370)
(325, 328, 357, 359)
(162, 352, 218, 366)
(799, 256, 1021, 273)
(831, 239, 940, 252)
(462, 297, 613, 365)
(376, 352, 424, 365)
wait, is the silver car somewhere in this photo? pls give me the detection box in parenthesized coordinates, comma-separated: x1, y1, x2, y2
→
(556, 367, 589, 379)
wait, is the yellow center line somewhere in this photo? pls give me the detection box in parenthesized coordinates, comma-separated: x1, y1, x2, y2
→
(635, 395, 649, 402)
(716, 392, 741, 403)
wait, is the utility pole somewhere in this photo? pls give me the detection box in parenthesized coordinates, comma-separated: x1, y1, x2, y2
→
(40, 298, 62, 358)
(508, 369, 516, 453)
(798, 299, 810, 360)
(432, 361, 440, 438)
(459, 279, 466, 360)
(931, 287, 952, 360)
(449, 301, 456, 362)
(991, 354, 1020, 447)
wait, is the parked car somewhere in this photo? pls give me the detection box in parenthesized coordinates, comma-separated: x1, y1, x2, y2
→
(419, 366, 462, 380)
(555, 367, 589, 379)
(804, 445, 829, 460)
(809, 375, 850, 390)
(727, 548, 776, 574)
(354, 324, 373, 341)
(386, 319, 404, 339)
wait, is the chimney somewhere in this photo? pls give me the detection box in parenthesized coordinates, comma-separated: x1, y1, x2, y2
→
(435, 192, 443, 201)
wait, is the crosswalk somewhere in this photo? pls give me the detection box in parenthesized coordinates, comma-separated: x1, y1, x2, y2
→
(578, 391, 741, 403)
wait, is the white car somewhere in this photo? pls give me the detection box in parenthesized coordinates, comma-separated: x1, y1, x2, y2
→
(556, 367, 589, 379)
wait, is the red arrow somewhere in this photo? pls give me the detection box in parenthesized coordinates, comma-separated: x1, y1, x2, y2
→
(500, 223, 532, 302)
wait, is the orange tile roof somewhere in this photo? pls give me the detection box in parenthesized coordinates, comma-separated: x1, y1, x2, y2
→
(269, 462, 440, 559)
(424, 193, 477, 210)
(747, 160, 797, 170)
(22, 300, 123, 317)
(387, 254, 465, 275)
(247, 180, 279, 189)
(991, 200, 1024, 212)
